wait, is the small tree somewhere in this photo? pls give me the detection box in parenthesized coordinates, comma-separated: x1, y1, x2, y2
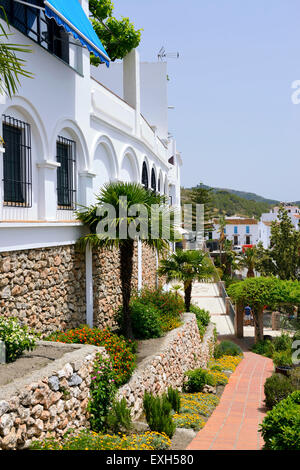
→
(158, 249, 216, 312)
(89, 0, 142, 64)
(227, 277, 284, 343)
(238, 246, 258, 278)
(256, 207, 300, 280)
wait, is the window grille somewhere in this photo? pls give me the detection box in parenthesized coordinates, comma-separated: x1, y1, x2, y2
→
(0, 0, 70, 64)
(2, 114, 32, 207)
(142, 162, 148, 189)
(56, 136, 76, 210)
(151, 168, 156, 191)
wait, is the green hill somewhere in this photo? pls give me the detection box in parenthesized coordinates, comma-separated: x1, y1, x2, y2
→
(181, 185, 277, 219)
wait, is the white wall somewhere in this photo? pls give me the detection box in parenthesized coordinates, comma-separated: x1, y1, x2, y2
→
(0, 14, 181, 251)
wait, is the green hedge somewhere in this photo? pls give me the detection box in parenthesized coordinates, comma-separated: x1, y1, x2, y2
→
(260, 390, 300, 450)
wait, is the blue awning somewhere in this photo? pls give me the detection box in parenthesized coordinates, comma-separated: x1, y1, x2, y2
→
(44, 0, 110, 67)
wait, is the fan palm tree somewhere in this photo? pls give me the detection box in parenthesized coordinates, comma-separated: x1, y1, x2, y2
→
(76, 181, 179, 338)
(158, 249, 216, 312)
(0, 7, 32, 98)
(217, 215, 226, 266)
(238, 246, 258, 278)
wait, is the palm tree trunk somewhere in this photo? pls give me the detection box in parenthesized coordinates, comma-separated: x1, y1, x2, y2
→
(119, 240, 134, 339)
(184, 281, 192, 312)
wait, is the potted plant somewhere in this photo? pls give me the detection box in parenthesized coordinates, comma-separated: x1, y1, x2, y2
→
(273, 350, 293, 376)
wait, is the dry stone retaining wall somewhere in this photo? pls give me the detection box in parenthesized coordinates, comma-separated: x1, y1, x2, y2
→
(0, 341, 107, 450)
(0, 242, 158, 336)
(117, 313, 215, 419)
(0, 246, 86, 336)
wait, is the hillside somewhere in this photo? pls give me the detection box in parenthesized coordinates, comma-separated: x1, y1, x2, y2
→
(181, 185, 276, 219)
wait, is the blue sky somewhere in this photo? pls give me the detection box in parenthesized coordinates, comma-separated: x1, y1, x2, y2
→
(113, 0, 300, 202)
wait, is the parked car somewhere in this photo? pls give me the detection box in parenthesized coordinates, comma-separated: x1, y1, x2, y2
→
(233, 245, 243, 253)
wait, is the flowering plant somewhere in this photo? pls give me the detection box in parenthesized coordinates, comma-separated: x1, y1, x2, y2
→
(46, 326, 136, 386)
(88, 355, 116, 432)
(0, 317, 37, 362)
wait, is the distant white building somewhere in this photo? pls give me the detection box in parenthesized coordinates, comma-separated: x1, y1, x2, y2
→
(209, 217, 259, 247)
(259, 204, 300, 248)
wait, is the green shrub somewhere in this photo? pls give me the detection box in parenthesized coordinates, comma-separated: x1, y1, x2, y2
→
(189, 305, 210, 336)
(166, 387, 181, 413)
(251, 339, 275, 358)
(0, 317, 37, 363)
(260, 391, 300, 450)
(214, 340, 242, 359)
(289, 367, 300, 390)
(88, 355, 116, 432)
(183, 368, 209, 393)
(143, 391, 176, 438)
(273, 350, 293, 367)
(106, 398, 132, 434)
(292, 329, 300, 344)
(273, 333, 292, 352)
(130, 301, 162, 339)
(264, 373, 295, 409)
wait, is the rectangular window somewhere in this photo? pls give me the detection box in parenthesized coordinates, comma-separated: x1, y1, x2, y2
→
(234, 226, 238, 234)
(56, 136, 76, 210)
(2, 115, 32, 207)
(0, 0, 70, 65)
(246, 225, 250, 234)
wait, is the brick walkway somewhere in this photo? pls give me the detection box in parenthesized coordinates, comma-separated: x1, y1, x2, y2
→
(186, 352, 274, 450)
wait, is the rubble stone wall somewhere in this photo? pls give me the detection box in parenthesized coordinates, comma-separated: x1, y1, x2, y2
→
(0, 342, 107, 450)
(117, 314, 216, 419)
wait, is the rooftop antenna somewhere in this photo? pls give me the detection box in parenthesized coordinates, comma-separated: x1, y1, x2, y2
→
(158, 46, 179, 61)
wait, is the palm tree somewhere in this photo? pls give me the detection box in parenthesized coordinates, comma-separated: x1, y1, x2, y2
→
(217, 215, 226, 267)
(238, 246, 257, 278)
(76, 181, 178, 338)
(0, 8, 32, 98)
(158, 249, 216, 312)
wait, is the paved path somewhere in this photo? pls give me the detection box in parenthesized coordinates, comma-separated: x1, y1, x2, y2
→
(185, 281, 274, 450)
(191, 282, 234, 335)
(186, 351, 274, 450)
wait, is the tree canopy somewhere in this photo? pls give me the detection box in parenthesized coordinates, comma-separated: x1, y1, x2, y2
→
(256, 207, 300, 280)
(89, 0, 142, 64)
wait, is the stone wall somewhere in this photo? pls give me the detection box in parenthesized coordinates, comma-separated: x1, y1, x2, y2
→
(0, 246, 86, 337)
(0, 241, 160, 336)
(0, 342, 107, 450)
(141, 245, 157, 289)
(116, 313, 216, 419)
(92, 244, 138, 330)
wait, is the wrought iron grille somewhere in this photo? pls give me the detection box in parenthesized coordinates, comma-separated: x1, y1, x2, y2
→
(2, 114, 32, 207)
(56, 136, 76, 210)
(0, 0, 70, 64)
(142, 162, 148, 189)
(151, 168, 156, 191)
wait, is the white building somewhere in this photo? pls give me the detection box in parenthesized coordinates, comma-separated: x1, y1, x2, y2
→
(209, 217, 259, 247)
(259, 204, 300, 248)
(0, 0, 182, 252)
(0, 0, 183, 333)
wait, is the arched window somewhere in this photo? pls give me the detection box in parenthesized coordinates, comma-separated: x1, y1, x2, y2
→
(151, 168, 156, 191)
(142, 161, 148, 188)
